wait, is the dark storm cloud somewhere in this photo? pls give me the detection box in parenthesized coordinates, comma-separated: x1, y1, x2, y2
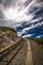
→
(0, 0, 14, 8)
(0, 11, 4, 20)
(0, 0, 2, 3)
(0, 10, 4, 20)
(0, 20, 12, 26)
(35, 8, 43, 17)
(0, 0, 33, 8)
(28, 0, 43, 21)
(0, 0, 15, 26)
(24, 0, 32, 7)
(37, 0, 43, 2)
(0, 4, 4, 22)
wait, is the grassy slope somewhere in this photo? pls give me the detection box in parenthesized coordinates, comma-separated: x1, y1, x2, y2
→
(0, 26, 16, 33)
(27, 38, 43, 44)
(32, 38, 43, 44)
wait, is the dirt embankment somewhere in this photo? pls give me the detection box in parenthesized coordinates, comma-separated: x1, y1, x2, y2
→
(0, 27, 20, 50)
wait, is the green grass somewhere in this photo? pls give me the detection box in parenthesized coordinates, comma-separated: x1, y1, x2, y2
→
(31, 38, 43, 44)
(27, 38, 43, 44)
(0, 26, 16, 33)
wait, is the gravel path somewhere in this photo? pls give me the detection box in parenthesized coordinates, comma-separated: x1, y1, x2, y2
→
(26, 39, 33, 65)
(29, 40, 43, 65)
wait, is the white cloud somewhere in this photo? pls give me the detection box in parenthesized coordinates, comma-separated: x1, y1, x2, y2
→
(30, 17, 43, 23)
(0, 0, 43, 25)
(3, 0, 43, 25)
(3, 4, 33, 23)
(36, 35, 43, 38)
(17, 21, 43, 37)
(1, 0, 33, 24)
(0, 0, 43, 38)
(22, 34, 33, 38)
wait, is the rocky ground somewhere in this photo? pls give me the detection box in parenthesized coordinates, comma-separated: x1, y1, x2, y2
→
(0, 27, 20, 52)
(29, 39, 43, 65)
(0, 27, 20, 51)
(9, 40, 28, 65)
(0, 27, 28, 65)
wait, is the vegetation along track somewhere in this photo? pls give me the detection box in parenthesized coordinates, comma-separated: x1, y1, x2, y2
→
(0, 39, 24, 65)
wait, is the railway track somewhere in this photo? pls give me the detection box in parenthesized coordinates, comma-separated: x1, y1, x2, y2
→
(0, 39, 24, 65)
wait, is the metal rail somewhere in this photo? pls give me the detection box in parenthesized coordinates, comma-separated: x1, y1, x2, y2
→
(0, 39, 23, 59)
(0, 39, 24, 65)
(7, 41, 24, 65)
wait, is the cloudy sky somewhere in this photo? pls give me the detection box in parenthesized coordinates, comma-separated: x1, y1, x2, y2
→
(0, 0, 43, 38)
